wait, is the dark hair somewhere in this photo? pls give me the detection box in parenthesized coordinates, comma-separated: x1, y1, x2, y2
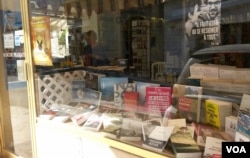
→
(86, 30, 97, 40)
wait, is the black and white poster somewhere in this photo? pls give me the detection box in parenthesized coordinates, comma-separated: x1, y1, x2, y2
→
(185, 0, 221, 48)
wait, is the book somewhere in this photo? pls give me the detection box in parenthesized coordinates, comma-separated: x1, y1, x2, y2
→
(39, 109, 57, 120)
(225, 115, 238, 139)
(70, 101, 100, 126)
(172, 84, 203, 123)
(135, 81, 160, 106)
(203, 136, 224, 158)
(191, 122, 217, 147)
(71, 80, 86, 101)
(119, 118, 143, 141)
(99, 77, 128, 101)
(50, 103, 76, 123)
(82, 112, 103, 131)
(166, 118, 186, 127)
(71, 87, 102, 106)
(101, 113, 123, 139)
(145, 86, 172, 114)
(205, 99, 232, 130)
(113, 82, 136, 108)
(123, 91, 139, 111)
(84, 71, 106, 91)
(237, 94, 250, 137)
(71, 110, 97, 126)
(170, 126, 202, 158)
(235, 131, 250, 142)
(201, 129, 233, 143)
(142, 123, 174, 152)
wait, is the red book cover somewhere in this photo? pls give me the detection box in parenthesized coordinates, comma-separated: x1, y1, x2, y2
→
(145, 86, 172, 114)
(123, 91, 139, 111)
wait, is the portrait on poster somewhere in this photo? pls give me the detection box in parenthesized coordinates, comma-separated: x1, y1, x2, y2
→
(185, 0, 221, 48)
(31, 16, 52, 66)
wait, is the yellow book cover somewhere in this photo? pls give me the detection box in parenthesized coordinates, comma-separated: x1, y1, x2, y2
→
(31, 16, 53, 66)
(205, 99, 232, 130)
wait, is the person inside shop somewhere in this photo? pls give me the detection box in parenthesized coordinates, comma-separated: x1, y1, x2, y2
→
(83, 30, 109, 66)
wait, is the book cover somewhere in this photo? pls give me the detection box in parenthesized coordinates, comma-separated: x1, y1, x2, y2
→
(71, 87, 102, 107)
(82, 112, 103, 131)
(225, 115, 237, 139)
(205, 99, 232, 130)
(71, 110, 97, 126)
(119, 118, 143, 141)
(203, 136, 224, 158)
(135, 81, 160, 106)
(235, 131, 250, 142)
(142, 125, 174, 152)
(99, 77, 128, 101)
(145, 86, 172, 114)
(113, 82, 136, 108)
(123, 91, 139, 111)
(71, 80, 86, 101)
(49, 103, 76, 122)
(172, 84, 203, 123)
(84, 71, 106, 91)
(237, 94, 250, 137)
(166, 118, 187, 127)
(101, 113, 123, 139)
(142, 123, 174, 152)
(201, 129, 233, 143)
(191, 122, 217, 147)
(170, 126, 202, 158)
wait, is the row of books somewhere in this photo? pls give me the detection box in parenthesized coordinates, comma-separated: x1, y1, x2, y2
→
(189, 63, 250, 81)
(73, 71, 174, 114)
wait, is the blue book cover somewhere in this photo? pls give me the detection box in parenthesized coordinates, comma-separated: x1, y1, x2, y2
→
(100, 77, 128, 101)
(135, 81, 160, 106)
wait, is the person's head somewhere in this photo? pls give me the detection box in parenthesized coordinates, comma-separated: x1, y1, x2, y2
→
(85, 30, 97, 45)
(207, 0, 221, 19)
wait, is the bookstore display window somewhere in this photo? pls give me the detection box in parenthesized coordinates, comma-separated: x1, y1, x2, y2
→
(25, 0, 250, 158)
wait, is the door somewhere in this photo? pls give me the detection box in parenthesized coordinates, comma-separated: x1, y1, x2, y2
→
(0, 1, 33, 158)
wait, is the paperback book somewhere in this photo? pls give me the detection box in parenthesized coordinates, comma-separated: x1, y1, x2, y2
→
(119, 118, 143, 141)
(237, 94, 250, 137)
(82, 112, 103, 131)
(205, 99, 232, 130)
(113, 82, 136, 108)
(71, 80, 86, 101)
(101, 113, 123, 139)
(135, 81, 160, 106)
(145, 86, 172, 114)
(99, 77, 128, 101)
(84, 71, 106, 91)
(142, 123, 174, 152)
(170, 126, 202, 158)
(123, 91, 139, 111)
(172, 84, 203, 123)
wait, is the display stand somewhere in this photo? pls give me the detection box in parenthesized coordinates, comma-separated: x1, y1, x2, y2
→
(36, 68, 174, 158)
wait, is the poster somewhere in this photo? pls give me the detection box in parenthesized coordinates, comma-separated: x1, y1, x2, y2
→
(3, 33, 14, 49)
(185, 0, 221, 47)
(31, 16, 52, 66)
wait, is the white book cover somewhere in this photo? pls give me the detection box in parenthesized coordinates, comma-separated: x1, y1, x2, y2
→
(166, 118, 186, 127)
(225, 115, 237, 138)
(114, 83, 136, 108)
(203, 136, 224, 158)
(235, 131, 250, 142)
(82, 112, 103, 131)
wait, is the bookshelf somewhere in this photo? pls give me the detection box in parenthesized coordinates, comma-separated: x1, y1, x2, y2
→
(131, 19, 150, 78)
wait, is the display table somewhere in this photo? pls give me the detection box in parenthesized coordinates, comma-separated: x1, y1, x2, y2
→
(36, 118, 174, 158)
